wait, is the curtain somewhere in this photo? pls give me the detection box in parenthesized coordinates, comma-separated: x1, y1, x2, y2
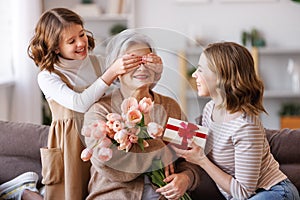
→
(10, 0, 42, 124)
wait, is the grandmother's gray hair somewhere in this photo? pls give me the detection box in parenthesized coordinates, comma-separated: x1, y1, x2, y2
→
(105, 29, 157, 69)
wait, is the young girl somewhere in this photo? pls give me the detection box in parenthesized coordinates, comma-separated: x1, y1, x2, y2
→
(27, 8, 162, 200)
(172, 42, 300, 200)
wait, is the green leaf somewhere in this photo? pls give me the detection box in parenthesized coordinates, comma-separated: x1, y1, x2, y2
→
(139, 113, 145, 127)
(181, 193, 193, 200)
(137, 138, 145, 151)
(146, 172, 165, 187)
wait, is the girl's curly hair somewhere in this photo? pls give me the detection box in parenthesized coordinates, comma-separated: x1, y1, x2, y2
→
(27, 7, 95, 72)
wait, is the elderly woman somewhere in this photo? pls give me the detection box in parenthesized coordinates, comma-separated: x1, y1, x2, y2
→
(83, 29, 200, 200)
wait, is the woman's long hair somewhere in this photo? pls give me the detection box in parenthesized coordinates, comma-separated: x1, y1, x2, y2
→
(204, 42, 266, 115)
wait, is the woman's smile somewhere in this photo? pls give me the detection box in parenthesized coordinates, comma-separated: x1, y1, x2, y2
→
(75, 47, 87, 56)
(133, 73, 149, 80)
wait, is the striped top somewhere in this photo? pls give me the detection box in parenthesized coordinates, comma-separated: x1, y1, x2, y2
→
(202, 100, 287, 200)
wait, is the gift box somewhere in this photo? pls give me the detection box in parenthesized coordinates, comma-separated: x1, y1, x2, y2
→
(163, 117, 208, 149)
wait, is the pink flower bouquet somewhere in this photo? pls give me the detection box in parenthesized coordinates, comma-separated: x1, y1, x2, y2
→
(81, 97, 164, 162)
(81, 97, 191, 200)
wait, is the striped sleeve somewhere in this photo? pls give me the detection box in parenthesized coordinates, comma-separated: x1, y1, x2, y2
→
(201, 101, 286, 200)
(229, 117, 265, 199)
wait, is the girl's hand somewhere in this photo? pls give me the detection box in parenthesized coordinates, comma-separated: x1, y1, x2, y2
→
(102, 54, 142, 85)
(156, 173, 190, 200)
(114, 54, 143, 75)
(142, 53, 163, 76)
(171, 142, 207, 166)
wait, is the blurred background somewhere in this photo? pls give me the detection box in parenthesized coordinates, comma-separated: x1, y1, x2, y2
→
(0, 0, 299, 129)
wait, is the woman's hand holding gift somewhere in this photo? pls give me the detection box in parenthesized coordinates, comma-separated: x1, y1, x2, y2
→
(171, 141, 208, 167)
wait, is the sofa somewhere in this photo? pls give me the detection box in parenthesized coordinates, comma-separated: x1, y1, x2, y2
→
(0, 120, 299, 199)
(0, 120, 48, 189)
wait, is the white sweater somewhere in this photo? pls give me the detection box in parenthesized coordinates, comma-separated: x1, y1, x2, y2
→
(202, 100, 287, 200)
(38, 55, 108, 113)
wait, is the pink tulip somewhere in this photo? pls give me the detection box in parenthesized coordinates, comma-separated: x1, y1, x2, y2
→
(125, 141, 133, 152)
(106, 120, 114, 130)
(97, 120, 108, 132)
(121, 97, 138, 114)
(92, 121, 107, 140)
(118, 140, 133, 152)
(112, 120, 124, 132)
(114, 129, 129, 144)
(125, 109, 142, 125)
(81, 126, 91, 137)
(98, 137, 112, 148)
(147, 122, 163, 139)
(81, 148, 93, 162)
(129, 135, 139, 143)
(98, 147, 112, 162)
(138, 97, 154, 113)
(106, 113, 122, 122)
(106, 128, 116, 139)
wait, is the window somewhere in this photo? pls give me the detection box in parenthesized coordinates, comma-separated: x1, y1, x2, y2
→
(0, 1, 13, 77)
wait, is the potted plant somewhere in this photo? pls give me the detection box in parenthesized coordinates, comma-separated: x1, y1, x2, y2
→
(109, 24, 127, 36)
(279, 103, 300, 129)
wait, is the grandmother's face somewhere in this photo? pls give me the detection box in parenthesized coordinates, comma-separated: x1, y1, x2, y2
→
(119, 43, 155, 90)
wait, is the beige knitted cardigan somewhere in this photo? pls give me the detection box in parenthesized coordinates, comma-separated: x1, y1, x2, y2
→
(84, 88, 201, 200)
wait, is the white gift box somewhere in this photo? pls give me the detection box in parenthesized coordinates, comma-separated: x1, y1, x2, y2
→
(163, 117, 208, 149)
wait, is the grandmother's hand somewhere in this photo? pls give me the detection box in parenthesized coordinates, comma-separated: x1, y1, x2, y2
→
(164, 163, 175, 178)
(156, 172, 190, 200)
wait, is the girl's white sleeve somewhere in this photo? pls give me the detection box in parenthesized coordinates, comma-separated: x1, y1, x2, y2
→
(38, 72, 109, 113)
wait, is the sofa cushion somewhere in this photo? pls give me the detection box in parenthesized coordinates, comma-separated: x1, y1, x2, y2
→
(266, 128, 300, 193)
(0, 120, 49, 188)
(266, 128, 300, 164)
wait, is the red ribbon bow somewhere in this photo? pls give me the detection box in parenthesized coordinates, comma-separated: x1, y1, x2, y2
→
(165, 121, 207, 148)
(178, 122, 199, 147)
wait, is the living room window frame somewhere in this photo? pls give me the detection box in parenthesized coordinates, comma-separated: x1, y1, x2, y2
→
(0, 1, 14, 78)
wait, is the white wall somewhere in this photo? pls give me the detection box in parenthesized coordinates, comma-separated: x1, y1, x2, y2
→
(134, 0, 300, 49)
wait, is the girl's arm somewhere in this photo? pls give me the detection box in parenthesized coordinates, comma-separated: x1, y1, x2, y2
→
(38, 54, 143, 113)
(101, 54, 142, 85)
(38, 71, 109, 113)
